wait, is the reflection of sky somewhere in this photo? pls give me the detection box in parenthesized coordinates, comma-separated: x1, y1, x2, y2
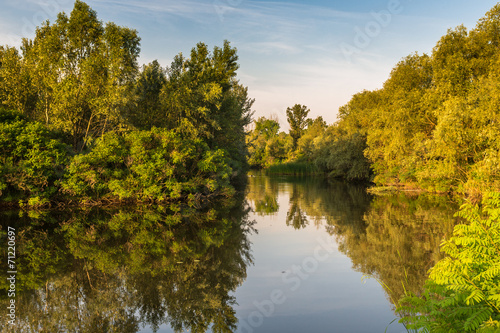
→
(230, 191, 404, 333)
(0, 0, 498, 128)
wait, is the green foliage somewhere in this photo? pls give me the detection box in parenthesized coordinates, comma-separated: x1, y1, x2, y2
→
(159, 41, 254, 172)
(328, 3, 500, 195)
(61, 128, 233, 204)
(126, 60, 167, 130)
(0, 0, 141, 150)
(286, 104, 310, 149)
(0, 108, 69, 206)
(246, 110, 372, 181)
(0, 2, 253, 206)
(0, 46, 37, 116)
(314, 132, 372, 181)
(398, 192, 500, 332)
(265, 161, 319, 176)
(297, 116, 327, 160)
(246, 116, 292, 168)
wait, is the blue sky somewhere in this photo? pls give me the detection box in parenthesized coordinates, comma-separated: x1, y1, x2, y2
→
(0, 0, 498, 128)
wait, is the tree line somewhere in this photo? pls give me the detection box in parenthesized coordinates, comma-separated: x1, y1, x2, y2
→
(248, 3, 500, 197)
(0, 0, 253, 207)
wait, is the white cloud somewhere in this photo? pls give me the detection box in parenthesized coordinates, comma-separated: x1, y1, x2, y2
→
(92, 0, 222, 24)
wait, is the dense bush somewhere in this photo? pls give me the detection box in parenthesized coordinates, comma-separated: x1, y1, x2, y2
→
(0, 108, 236, 207)
(61, 129, 233, 205)
(313, 132, 372, 181)
(0, 108, 69, 206)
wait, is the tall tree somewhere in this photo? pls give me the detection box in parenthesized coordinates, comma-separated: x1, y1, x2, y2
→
(126, 60, 167, 130)
(0, 46, 37, 117)
(2, 0, 141, 150)
(160, 41, 254, 171)
(286, 104, 310, 149)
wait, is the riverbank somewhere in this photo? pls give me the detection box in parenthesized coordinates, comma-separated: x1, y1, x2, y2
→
(0, 109, 243, 209)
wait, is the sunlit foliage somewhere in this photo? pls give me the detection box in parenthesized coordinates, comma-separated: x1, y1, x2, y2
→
(0, 1, 253, 206)
(0, 108, 69, 206)
(332, 4, 500, 195)
(61, 128, 233, 205)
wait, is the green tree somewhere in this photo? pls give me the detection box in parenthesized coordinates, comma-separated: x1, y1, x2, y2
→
(126, 60, 167, 130)
(336, 90, 382, 137)
(0, 46, 37, 117)
(286, 104, 310, 150)
(297, 116, 326, 160)
(314, 132, 372, 181)
(365, 53, 434, 186)
(246, 117, 292, 168)
(161, 41, 253, 172)
(4, 0, 141, 150)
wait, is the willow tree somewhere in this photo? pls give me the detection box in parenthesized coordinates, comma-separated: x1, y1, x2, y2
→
(365, 53, 434, 185)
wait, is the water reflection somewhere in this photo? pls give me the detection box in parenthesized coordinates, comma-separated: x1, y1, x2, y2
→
(246, 175, 458, 311)
(0, 196, 255, 333)
(345, 193, 457, 306)
(1, 175, 460, 332)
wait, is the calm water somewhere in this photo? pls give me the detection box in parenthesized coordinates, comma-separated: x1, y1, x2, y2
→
(0, 174, 458, 332)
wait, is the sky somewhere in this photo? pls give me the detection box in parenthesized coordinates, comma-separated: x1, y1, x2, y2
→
(0, 0, 499, 129)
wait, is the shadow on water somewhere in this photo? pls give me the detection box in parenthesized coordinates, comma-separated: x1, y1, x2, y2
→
(0, 194, 256, 333)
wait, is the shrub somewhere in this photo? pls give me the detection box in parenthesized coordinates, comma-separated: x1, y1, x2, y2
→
(0, 108, 69, 205)
(314, 133, 372, 181)
(61, 128, 233, 204)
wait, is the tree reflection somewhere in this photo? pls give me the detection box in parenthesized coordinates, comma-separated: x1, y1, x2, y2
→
(285, 183, 309, 229)
(0, 197, 254, 333)
(0, 175, 461, 331)
(340, 193, 457, 307)
(257, 175, 458, 311)
(246, 174, 280, 215)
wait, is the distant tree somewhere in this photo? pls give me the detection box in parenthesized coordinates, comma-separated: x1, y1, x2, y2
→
(286, 104, 310, 149)
(298, 116, 327, 160)
(254, 116, 279, 139)
(246, 116, 288, 168)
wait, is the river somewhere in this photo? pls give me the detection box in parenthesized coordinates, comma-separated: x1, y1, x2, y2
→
(0, 174, 458, 332)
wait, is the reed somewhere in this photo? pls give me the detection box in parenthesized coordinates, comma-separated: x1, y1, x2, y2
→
(264, 162, 321, 176)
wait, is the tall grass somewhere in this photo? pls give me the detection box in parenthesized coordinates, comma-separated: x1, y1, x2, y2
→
(264, 162, 321, 176)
